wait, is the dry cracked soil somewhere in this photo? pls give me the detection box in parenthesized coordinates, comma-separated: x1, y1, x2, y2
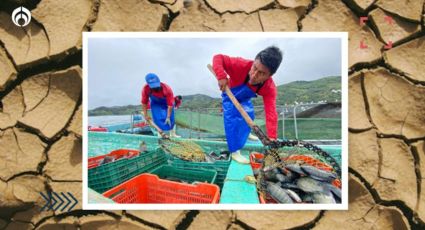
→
(0, 0, 425, 229)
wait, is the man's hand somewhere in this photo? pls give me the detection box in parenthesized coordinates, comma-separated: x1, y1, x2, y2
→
(218, 78, 228, 91)
(164, 117, 171, 126)
(143, 113, 151, 122)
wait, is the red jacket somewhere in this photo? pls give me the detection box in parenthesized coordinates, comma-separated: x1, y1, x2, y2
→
(213, 54, 278, 139)
(141, 82, 174, 107)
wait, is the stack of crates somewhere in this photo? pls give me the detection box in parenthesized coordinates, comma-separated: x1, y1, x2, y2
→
(88, 148, 167, 193)
(166, 152, 231, 188)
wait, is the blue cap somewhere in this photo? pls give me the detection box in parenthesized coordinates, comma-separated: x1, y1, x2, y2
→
(145, 73, 161, 88)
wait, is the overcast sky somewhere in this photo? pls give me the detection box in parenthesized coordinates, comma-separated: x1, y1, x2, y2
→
(88, 36, 341, 109)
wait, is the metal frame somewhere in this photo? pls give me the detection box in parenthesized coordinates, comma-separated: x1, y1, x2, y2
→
(128, 103, 341, 143)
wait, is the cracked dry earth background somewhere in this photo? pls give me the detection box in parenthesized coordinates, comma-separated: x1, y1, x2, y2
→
(0, 0, 425, 229)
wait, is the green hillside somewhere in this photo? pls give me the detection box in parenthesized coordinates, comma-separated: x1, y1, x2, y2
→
(177, 94, 222, 110)
(253, 76, 341, 106)
(89, 76, 341, 116)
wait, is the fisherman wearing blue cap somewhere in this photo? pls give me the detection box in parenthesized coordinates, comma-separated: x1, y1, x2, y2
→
(141, 73, 179, 137)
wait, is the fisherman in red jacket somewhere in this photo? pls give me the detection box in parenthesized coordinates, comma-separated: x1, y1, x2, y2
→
(174, 95, 182, 109)
(211, 46, 282, 164)
(141, 73, 179, 138)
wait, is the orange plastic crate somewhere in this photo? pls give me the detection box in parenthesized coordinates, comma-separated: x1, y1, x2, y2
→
(103, 174, 220, 204)
(249, 152, 264, 172)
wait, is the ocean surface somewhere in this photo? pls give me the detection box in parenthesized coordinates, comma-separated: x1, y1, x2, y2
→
(89, 115, 131, 126)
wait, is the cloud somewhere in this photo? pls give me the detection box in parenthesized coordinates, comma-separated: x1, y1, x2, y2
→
(88, 36, 341, 109)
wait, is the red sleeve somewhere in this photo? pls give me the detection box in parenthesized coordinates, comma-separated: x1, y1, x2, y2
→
(212, 54, 252, 87)
(141, 85, 149, 105)
(212, 54, 230, 80)
(260, 81, 278, 139)
(162, 83, 174, 106)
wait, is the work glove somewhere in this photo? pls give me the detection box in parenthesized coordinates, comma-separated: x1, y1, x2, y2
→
(164, 117, 171, 126)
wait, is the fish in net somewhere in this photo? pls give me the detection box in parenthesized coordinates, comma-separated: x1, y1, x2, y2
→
(257, 140, 342, 204)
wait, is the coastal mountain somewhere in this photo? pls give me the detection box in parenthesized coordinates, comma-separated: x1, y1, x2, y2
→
(273, 76, 341, 105)
(89, 76, 341, 116)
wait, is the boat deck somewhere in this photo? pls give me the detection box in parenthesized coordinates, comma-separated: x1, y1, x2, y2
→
(220, 152, 259, 203)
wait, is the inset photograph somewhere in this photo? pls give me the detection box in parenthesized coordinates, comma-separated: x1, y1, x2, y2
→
(83, 32, 348, 209)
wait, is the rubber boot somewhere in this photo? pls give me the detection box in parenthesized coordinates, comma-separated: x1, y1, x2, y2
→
(170, 129, 181, 138)
(231, 150, 250, 164)
(248, 133, 259, 141)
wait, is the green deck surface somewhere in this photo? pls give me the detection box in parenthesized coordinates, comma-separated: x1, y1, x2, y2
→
(219, 151, 260, 204)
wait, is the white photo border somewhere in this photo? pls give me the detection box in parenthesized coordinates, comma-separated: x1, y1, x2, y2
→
(82, 32, 349, 210)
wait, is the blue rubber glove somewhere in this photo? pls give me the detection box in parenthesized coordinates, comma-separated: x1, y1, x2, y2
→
(164, 117, 171, 126)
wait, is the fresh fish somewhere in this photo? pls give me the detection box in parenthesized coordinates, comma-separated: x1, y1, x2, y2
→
(275, 173, 287, 182)
(264, 170, 279, 182)
(275, 173, 296, 183)
(100, 156, 115, 165)
(277, 166, 290, 175)
(267, 182, 294, 204)
(139, 141, 147, 153)
(309, 174, 329, 182)
(286, 189, 302, 203)
(220, 151, 230, 159)
(220, 150, 230, 155)
(302, 194, 314, 203)
(285, 164, 305, 175)
(336, 195, 341, 203)
(280, 183, 299, 190)
(263, 165, 278, 172)
(272, 168, 280, 174)
(312, 191, 336, 204)
(323, 183, 341, 200)
(208, 151, 225, 160)
(269, 168, 287, 182)
(255, 158, 264, 163)
(301, 165, 337, 182)
(296, 177, 324, 193)
(204, 154, 216, 163)
(283, 170, 298, 181)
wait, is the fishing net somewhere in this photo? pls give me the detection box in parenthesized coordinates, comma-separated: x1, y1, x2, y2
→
(282, 155, 333, 172)
(278, 147, 338, 173)
(158, 138, 206, 162)
(256, 140, 342, 202)
(145, 118, 206, 162)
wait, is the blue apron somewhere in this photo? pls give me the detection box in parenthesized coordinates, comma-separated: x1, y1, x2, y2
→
(222, 83, 257, 152)
(149, 94, 175, 131)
